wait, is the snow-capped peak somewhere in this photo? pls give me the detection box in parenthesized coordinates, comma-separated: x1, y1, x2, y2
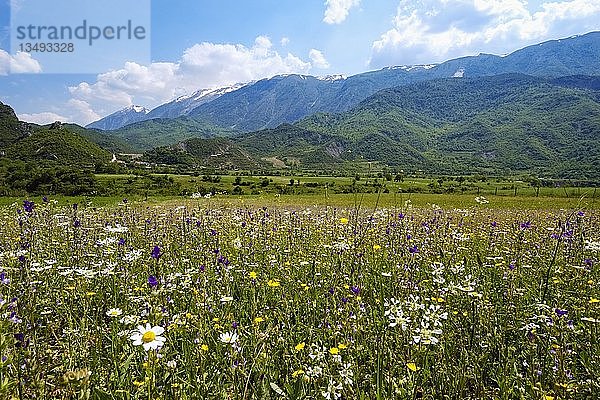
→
(386, 64, 438, 72)
(317, 74, 346, 82)
(175, 82, 248, 103)
(130, 105, 149, 114)
(86, 105, 150, 130)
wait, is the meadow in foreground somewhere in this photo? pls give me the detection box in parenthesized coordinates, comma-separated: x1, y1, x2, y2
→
(0, 197, 598, 399)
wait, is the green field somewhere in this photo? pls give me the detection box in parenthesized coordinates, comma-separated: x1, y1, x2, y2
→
(0, 194, 599, 399)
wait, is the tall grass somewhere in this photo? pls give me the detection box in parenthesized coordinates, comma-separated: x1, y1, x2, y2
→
(0, 198, 598, 399)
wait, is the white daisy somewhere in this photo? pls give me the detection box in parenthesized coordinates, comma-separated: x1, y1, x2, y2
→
(106, 308, 123, 318)
(130, 324, 166, 351)
(219, 331, 239, 344)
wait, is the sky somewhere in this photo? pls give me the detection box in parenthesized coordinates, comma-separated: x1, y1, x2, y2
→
(1, 0, 599, 126)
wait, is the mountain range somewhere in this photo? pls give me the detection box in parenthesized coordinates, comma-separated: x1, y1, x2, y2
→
(89, 32, 600, 136)
(2, 32, 600, 180)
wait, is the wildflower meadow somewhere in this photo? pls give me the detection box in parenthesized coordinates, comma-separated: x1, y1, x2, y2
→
(0, 197, 598, 399)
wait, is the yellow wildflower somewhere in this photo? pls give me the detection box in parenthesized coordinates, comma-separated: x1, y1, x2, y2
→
(267, 279, 281, 287)
(292, 369, 304, 378)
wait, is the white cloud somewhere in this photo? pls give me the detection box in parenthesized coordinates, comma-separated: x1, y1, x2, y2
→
(323, 0, 361, 24)
(309, 49, 331, 69)
(68, 36, 314, 123)
(17, 99, 100, 126)
(18, 112, 67, 125)
(0, 50, 42, 75)
(67, 99, 101, 125)
(370, 0, 600, 67)
(280, 37, 290, 46)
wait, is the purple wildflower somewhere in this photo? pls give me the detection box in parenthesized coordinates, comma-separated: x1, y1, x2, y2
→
(577, 211, 585, 217)
(9, 312, 22, 324)
(148, 275, 159, 288)
(555, 308, 568, 318)
(0, 272, 9, 284)
(509, 262, 516, 271)
(520, 221, 531, 229)
(409, 245, 419, 254)
(151, 245, 161, 260)
(351, 286, 360, 295)
(14, 333, 28, 348)
(23, 200, 34, 213)
(118, 238, 126, 246)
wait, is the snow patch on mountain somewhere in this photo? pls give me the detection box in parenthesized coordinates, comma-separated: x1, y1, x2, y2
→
(387, 64, 438, 72)
(86, 105, 150, 130)
(317, 74, 347, 82)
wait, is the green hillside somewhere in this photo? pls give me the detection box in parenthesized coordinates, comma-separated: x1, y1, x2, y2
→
(108, 117, 236, 152)
(0, 104, 115, 195)
(238, 74, 600, 178)
(0, 102, 31, 148)
(143, 137, 267, 170)
(63, 124, 134, 154)
(4, 122, 111, 165)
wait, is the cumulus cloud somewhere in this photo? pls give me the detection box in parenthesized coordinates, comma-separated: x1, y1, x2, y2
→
(17, 99, 101, 126)
(67, 99, 101, 125)
(18, 112, 68, 125)
(309, 49, 330, 69)
(323, 0, 361, 24)
(68, 36, 314, 123)
(0, 50, 42, 75)
(370, 0, 600, 67)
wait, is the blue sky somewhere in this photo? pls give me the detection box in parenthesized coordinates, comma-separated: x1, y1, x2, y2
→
(1, 0, 600, 125)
